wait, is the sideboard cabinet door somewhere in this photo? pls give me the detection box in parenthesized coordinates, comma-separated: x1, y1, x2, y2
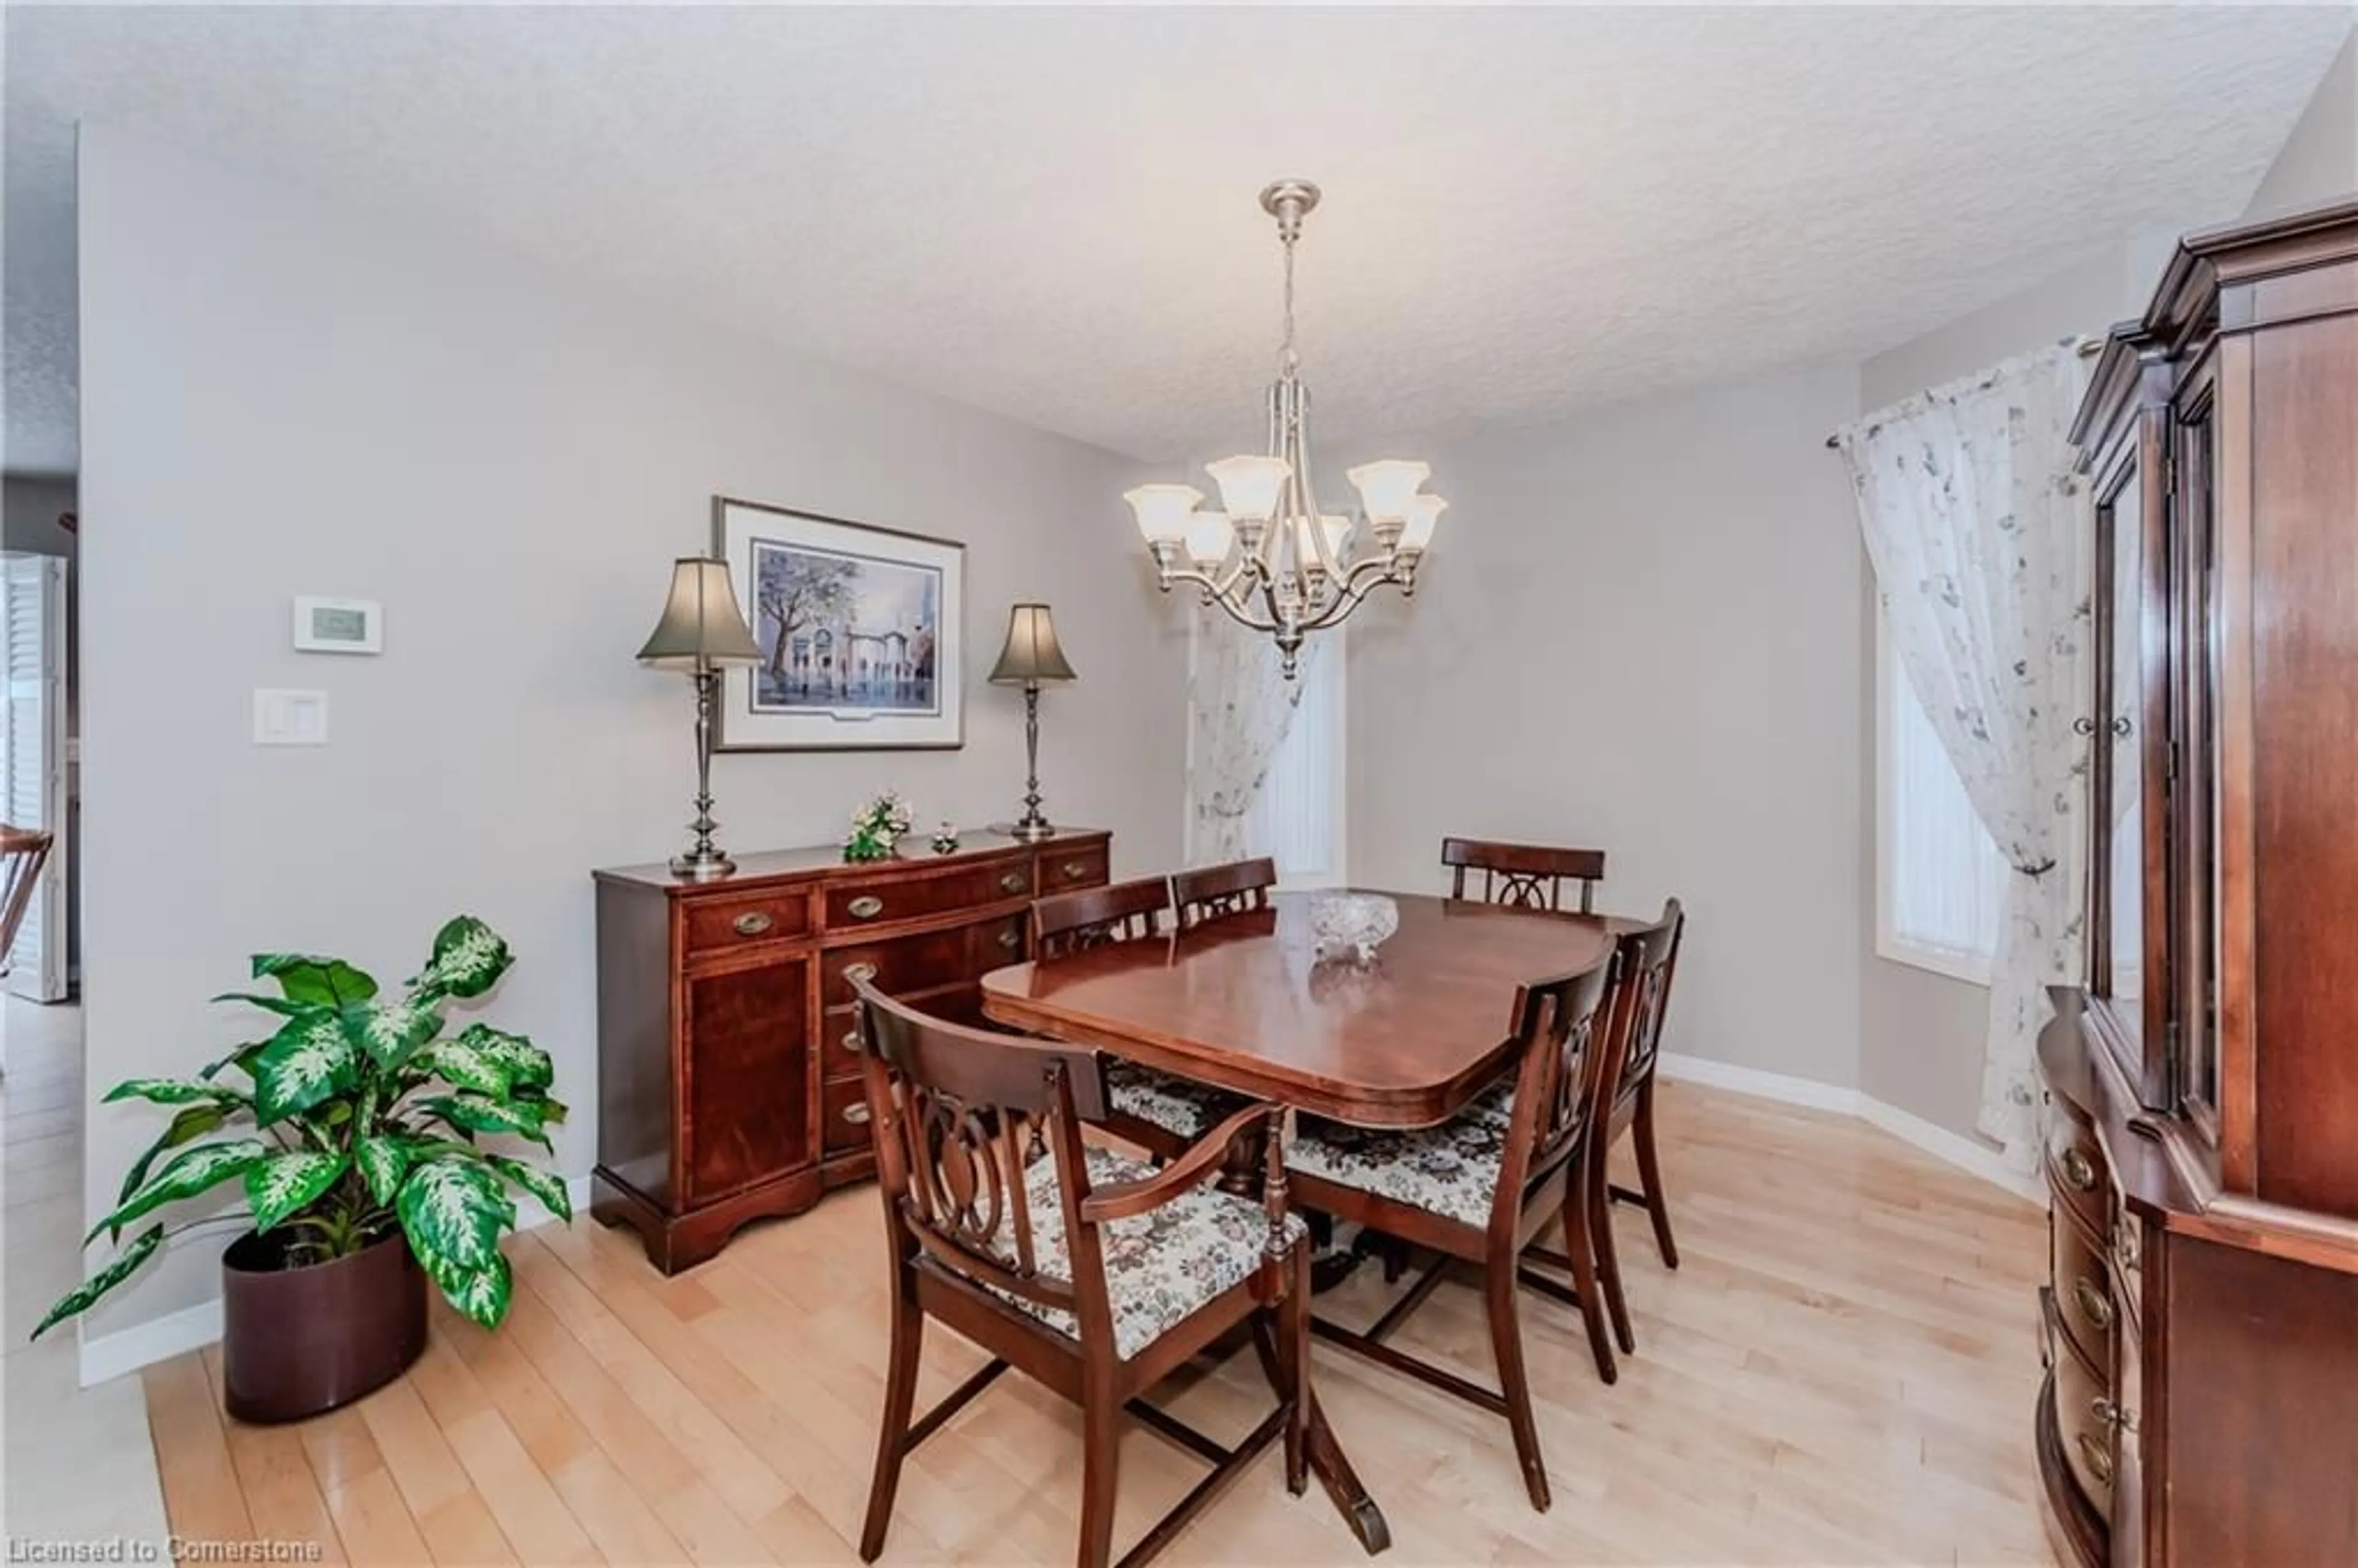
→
(682, 952, 814, 1204)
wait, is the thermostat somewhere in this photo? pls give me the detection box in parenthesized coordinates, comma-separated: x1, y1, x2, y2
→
(292, 596, 383, 654)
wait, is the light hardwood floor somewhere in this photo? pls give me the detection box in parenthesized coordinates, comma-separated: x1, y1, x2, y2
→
(140, 1082, 2052, 1566)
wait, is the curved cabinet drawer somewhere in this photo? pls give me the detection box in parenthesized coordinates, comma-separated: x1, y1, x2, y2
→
(682, 888, 811, 957)
(2053, 1322, 2118, 1510)
(825, 860, 1032, 928)
(2053, 1208, 2119, 1370)
(2045, 1108, 2111, 1236)
(1038, 844, 1110, 892)
(823, 926, 971, 1007)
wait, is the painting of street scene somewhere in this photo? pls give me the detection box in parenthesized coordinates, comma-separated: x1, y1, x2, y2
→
(750, 538, 942, 715)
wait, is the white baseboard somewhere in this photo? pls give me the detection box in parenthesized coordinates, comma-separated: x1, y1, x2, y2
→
(1656, 1051, 1861, 1115)
(1855, 1097, 2044, 1205)
(76, 1173, 596, 1388)
(1657, 1052, 2042, 1208)
(78, 1295, 224, 1389)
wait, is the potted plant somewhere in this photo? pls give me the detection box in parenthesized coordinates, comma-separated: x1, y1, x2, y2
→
(33, 915, 567, 1424)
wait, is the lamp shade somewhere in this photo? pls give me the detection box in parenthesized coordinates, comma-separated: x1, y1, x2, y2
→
(637, 557, 762, 670)
(1401, 493, 1447, 551)
(989, 603, 1077, 685)
(1345, 459, 1431, 524)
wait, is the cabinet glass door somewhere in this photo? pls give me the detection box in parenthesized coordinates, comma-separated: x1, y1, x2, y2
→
(2093, 462, 2145, 1008)
(2173, 392, 2222, 1132)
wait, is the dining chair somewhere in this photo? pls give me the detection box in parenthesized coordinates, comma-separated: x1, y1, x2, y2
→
(849, 976, 1313, 1568)
(1030, 877, 1248, 1160)
(1441, 837, 1607, 915)
(0, 826, 54, 978)
(1172, 857, 1277, 930)
(1283, 956, 1625, 1511)
(1595, 899, 1686, 1290)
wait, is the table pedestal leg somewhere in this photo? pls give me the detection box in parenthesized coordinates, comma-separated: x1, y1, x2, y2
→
(1250, 1319, 1391, 1554)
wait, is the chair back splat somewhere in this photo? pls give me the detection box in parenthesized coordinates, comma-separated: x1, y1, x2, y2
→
(1172, 858, 1276, 929)
(1441, 837, 1606, 915)
(1031, 875, 1171, 961)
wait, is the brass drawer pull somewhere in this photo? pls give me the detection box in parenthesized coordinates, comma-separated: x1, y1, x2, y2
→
(2075, 1432, 2115, 1487)
(1000, 871, 1028, 895)
(847, 895, 886, 920)
(2072, 1276, 2115, 1332)
(732, 910, 775, 937)
(997, 927, 1021, 950)
(842, 1029, 863, 1053)
(2115, 1224, 2141, 1271)
(843, 961, 880, 985)
(2093, 1396, 2138, 1435)
(1062, 860, 1090, 880)
(839, 1100, 872, 1126)
(2060, 1147, 2098, 1193)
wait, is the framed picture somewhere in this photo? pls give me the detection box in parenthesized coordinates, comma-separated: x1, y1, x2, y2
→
(712, 495, 965, 751)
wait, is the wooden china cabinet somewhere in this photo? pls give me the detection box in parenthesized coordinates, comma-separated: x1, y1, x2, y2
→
(591, 828, 1111, 1273)
(2039, 196, 2358, 1568)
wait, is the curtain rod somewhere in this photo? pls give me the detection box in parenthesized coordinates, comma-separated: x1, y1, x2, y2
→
(1824, 335, 2106, 449)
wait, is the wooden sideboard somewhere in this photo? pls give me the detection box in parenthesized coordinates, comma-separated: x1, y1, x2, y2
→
(2038, 197, 2358, 1568)
(591, 827, 1111, 1272)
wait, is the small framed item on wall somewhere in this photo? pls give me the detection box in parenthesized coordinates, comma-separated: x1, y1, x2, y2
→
(292, 596, 383, 654)
(712, 495, 965, 751)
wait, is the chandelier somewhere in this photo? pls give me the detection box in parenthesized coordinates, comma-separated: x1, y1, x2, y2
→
(1124, 180, 1444, 679)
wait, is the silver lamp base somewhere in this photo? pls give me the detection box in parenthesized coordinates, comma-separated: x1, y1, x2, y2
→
(670, 845, 737, 880)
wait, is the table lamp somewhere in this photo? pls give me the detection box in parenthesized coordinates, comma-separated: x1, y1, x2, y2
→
(638, 557, 763, 878)
(989, 603, 1078, 843)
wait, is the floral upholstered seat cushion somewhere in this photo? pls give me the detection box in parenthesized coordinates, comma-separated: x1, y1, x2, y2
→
(1103, 1058, 1244, 1141)
(1287, 1098, 1513, 1229)
(990, 1145, 1307, 1360)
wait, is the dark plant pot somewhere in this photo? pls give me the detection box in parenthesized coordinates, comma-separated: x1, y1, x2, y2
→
(220, 1227, 427, 1424)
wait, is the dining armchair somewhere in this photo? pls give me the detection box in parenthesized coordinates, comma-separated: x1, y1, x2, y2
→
(1172, 856, 1277, 930)
(1030, 877, 1248, 1159)
(1283, 955, 1625, 1512)
(849, 976, 1313, 1568)
(1441, 837, 1607, 915)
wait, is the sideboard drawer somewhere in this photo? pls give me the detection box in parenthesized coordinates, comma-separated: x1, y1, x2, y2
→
(825, 860, 1035, 928)
(2054, 1211, 2118, 1369)
(968, 912, 1029, 974)
(1038, 844, 1110, 891)
(682, 888, 811, 957)
(822, 1075, 875, 1155)
(822, 925, 971, 1008)
(2054, 1323, 2117, 1510)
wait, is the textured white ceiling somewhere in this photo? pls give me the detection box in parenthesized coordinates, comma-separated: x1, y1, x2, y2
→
(6, 5, 2354, 475)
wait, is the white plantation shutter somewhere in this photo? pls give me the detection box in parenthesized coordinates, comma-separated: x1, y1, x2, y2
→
(1246, 636, 1347, 888)
(4, 555, 68, 1001)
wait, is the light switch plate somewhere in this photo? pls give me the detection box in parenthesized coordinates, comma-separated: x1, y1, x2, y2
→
(254, 688, 329, 746)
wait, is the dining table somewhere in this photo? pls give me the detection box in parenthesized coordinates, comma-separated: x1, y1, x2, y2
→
(978, 887, 1643, 1554)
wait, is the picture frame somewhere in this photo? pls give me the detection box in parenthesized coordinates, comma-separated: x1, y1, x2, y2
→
(711, 495, 966, 752)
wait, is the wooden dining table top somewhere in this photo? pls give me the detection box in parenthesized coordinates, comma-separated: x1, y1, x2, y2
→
(979, 889, 1641, 1128)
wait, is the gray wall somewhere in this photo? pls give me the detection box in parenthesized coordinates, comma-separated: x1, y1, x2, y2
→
(2246, 25, 2357, 217)
(76, 125, 1180, 1336)
(1348, 363, 1866, 1092)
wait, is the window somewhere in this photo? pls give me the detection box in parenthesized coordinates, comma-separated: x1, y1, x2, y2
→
(1877, 613, 2006, 984)
(1248, 636, 1347, 888)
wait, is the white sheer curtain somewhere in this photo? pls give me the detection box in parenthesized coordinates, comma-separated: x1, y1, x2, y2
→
(1184, 604, 1320, 867)
(1836, 342, 2091, 1171)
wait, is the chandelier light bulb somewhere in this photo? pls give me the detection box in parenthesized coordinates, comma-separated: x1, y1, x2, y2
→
(1124, 483, 1204, 545)
(1204, 456, 1292, 525)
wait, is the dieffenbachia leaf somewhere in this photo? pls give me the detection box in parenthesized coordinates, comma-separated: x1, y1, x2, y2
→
(246, 1151, 350, 1233)
(412, 1034, 514, 1099)
(198, 1041, 270, 1084)
(251, 1012, 358, 1124)
(416, 1093, 553, 1150)
(396, 1159, 514, 1275)
(354, 1136, 408, 1206)
(411, 917, 512, 1001)
(119, 1103, 235, 1203)
(420, 1246, 513, 1330)
(101, 1078, 249, 1109)
(210, 992, 322, 1020)
(454, 1023, 553, 1092)
(31, 1225, 164, 1340)
(340, 996, 443, 1071)
(487, 1154, 571, 1224)
(250, 953, 379, 1008)
(87, 1139, 268, 1245)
